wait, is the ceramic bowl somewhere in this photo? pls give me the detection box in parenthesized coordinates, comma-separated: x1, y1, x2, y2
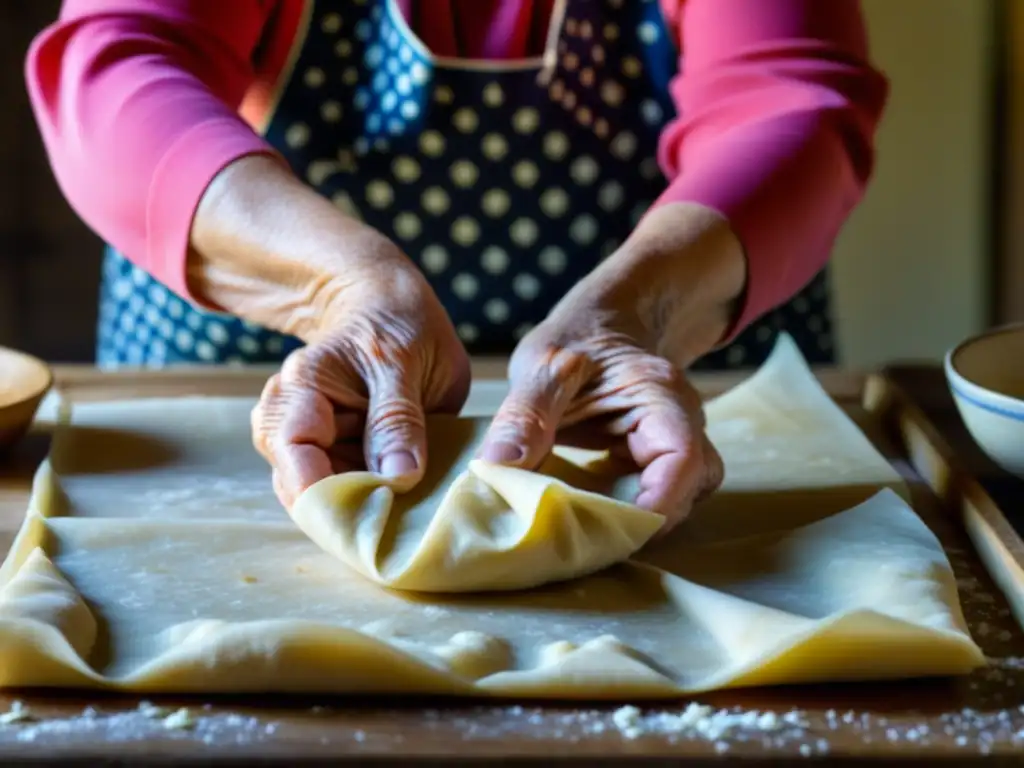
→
(945, 324, 1024, 478)
(0, 347, 52, 453)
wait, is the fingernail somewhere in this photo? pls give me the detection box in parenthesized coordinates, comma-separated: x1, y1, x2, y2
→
(379, 451, 418, 478)
(480, 441, 526, 464)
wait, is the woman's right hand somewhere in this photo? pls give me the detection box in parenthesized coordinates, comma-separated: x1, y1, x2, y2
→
(188, 155, 471, 509)
(251, 262, 471, 509)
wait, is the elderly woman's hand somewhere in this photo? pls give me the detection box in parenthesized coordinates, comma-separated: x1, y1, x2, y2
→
(251, 253, 471, 508)
(189, 156, 470, 509)
(479, 203, 747, 532)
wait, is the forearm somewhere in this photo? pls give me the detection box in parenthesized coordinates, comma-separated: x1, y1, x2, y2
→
(187, 155, 421, 341)
(25, 4, 272, 299)
(556, 202, 746, 368)
(657, 0, 889, 339)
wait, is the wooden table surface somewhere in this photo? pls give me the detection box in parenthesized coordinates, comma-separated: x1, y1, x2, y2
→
(0, 363, 1023, 766)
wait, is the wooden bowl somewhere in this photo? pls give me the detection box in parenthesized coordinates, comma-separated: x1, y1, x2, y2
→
(0, 347, 52, 453)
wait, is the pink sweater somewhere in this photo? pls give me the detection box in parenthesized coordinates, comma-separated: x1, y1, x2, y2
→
(25, 0, 888, 337)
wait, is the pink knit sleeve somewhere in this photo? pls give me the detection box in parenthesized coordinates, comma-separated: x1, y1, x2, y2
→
(655, 0, 889, 340)
(25, 0, 277, 301)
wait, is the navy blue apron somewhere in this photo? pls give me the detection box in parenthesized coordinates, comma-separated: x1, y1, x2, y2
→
(96, 0, 835, 370)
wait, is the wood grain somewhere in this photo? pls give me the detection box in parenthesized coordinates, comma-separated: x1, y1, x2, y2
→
(0, 365, 1022, 764)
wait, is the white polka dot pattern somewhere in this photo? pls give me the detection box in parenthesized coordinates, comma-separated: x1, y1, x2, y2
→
(481, 247, 510, 275)
(96, 252, 303, 368)
(481, 189, 511, 218)
(421, 245, 449, 273)
(95, 0, 836, 367)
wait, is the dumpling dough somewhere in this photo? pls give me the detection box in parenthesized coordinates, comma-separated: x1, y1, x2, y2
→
(0, 333, 984, 697)
(0, 489, 984, 696)
(289, 418, 663, 593)
(289, 332, 907, 593)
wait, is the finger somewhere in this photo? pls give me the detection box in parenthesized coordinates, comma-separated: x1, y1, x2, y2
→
(598, 365, 708, 527)
(478, 347, 592, 469)
(628, 397, 707, 529)
(253, 365, 337, 508)
(364, 368, 428, 485)
(695, 433, 725, 502)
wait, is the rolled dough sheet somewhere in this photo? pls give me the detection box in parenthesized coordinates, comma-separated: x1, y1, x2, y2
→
(0, 335, 984, 697)
(287, 333, 910, 592)
(687, 334, 911, 543)
(289, 420, 664, 593)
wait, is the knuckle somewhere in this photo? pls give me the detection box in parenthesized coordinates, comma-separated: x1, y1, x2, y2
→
(643, 356, 685, 391)
(697, 437, 725, 499)
(508, 343, 594, 422)
(251, 374, 284, 462)
(279, 347, 317, 386)
(282, 341, 368, 408)
(611, 353, 708, 426)
(606, 349, 678, 391)
(366, 396, 424, 449)
(494, 396, 551, 440)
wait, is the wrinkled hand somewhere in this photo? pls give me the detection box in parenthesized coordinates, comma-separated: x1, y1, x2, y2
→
(251, 249, 470, 509)
(187, 156, 470, 510)
(478, 317, 723, 532)
(478, 204, 745, 532)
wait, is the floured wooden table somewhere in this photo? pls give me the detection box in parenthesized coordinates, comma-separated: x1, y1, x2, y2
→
(0, 358, 1022, 765)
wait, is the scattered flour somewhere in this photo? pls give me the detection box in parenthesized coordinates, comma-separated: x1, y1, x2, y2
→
(1, 682, 1024, 758)
(0, 702, 36, 725)
(161, 708, 195, 731)
(609, 703, 801, 742)
(603, 703, 822, 754)
(440, 703, 822, 755)
(0, 705, 280, 746)
(137, 701, 172, 719)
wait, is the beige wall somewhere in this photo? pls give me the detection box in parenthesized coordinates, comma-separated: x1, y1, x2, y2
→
(831, 0, 994, 367)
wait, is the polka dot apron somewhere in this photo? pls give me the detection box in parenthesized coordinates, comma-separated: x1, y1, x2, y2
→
(97, 0, 835, 370)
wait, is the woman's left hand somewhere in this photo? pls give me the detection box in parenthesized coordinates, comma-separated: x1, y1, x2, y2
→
(478, 203, 748, 533)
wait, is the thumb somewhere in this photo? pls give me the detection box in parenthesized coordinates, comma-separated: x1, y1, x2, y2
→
(364, 368, 428, 487)
(479, 348, 589, 469)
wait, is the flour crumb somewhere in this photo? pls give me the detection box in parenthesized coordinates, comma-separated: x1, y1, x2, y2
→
(611, 705, 643, 739)
(137, 701, 172, 719)
(783, 710, 809, 728)
(0, 701, 37, 725)
(162, 708, 196, 730)
(609, 702, 799, 743)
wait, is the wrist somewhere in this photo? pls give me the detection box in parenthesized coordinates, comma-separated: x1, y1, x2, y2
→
(565, 202, 748, 366)
(186, 155, 401, 340)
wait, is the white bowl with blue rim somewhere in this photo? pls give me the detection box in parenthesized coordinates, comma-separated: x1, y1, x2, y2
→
(945, 324, 1024, 478)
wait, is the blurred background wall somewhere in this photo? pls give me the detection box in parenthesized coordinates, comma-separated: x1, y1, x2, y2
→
(0, 1, 1007, 366)
(0, 2, 102, 362)
(832, 0, 998, 367)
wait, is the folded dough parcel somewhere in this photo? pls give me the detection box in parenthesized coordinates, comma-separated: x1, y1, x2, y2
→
(0, 334, 984, 698)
